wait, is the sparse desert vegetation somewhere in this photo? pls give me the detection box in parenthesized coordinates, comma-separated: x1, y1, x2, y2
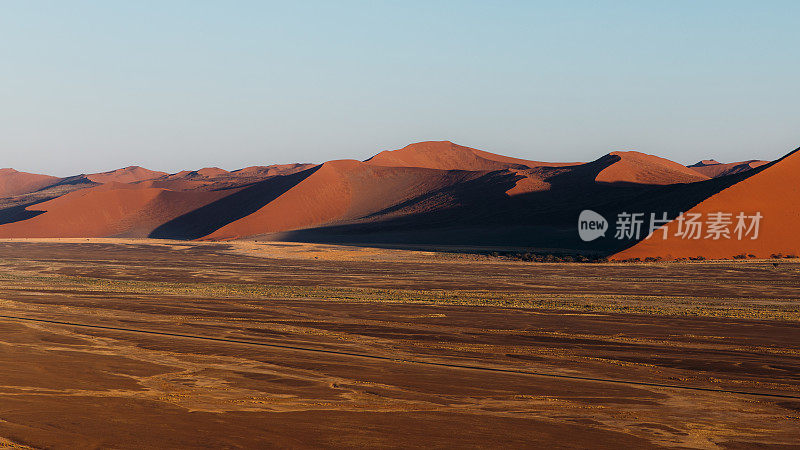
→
(0, 240, 798, 447)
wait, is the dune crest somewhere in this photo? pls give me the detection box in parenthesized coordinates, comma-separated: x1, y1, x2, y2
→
(86, 166, 167, 184)
(365, 141, 572, 171)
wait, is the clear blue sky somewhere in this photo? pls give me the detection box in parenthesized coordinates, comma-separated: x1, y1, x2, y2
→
(1, 0, 798, 176)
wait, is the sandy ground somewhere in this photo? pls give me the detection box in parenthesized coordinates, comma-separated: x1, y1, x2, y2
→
(0, 239, 798, 448)
(0, 238, 471, 263)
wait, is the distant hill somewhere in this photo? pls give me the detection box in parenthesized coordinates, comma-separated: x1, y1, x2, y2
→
(687, 159, 768, 178)
(596, 151, 709, 185)
(0, 168, 60, 197)
(85, 166, 167, 184)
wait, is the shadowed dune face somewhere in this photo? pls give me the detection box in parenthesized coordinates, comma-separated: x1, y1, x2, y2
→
(614, 149, 800, 260)
(596, 151, 710, 185)
(365, 141, 573, 171)
(687, 159, 769, 178)
(0, 168, 60, 197)
(0, 183, 231, 238)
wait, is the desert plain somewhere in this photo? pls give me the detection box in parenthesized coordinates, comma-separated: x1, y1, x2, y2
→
(0, 239, 797, 448)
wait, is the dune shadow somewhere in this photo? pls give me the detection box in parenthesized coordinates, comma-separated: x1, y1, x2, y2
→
(0, 205, 47, 225)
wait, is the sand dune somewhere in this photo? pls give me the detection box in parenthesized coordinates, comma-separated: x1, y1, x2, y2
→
(275, 151, 770, 252)
(0, 168, 60, 197)
(614, 148, 799, 259)
(149, 167, 321, 240)
(231, 163, 316, 177)
(0, 142, 786, 258)
(595, 151, 710, 185)
(0, 182, 230, 238)
(166, 167, 229, 180)
(86, 166, 167, 184)
(153, 164, 317, 193)
(163, 164, 315, 182)
(365, 141, 572, 171)
(687, 159, 768, 178)
(204, 160, 485, 240)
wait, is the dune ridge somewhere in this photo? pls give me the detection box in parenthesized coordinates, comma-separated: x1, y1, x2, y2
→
(0, 141, 789, 258)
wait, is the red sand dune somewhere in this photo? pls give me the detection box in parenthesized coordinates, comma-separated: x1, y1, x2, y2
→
(365, 141, 572, 171)
(614, 149, 799, 260)
(152, 164, 317, 194)
(231, 164, 316, 177)
(687, 159, 768, 178)
(595, 151, 710, 185)
(165, 167, 229, 180)
(0, 168, 59, 197)
(161, 164, 316, 185)
(166, 171, 198, 180)
(86, 166, 167, 184)
(204, 160, 484, 240)
(195, 167, 228, 178)
(697, 159, 720, 165)
(504, 169, 552, 196)
(0, 182, 231, 238)
(0, 142, 785, 256)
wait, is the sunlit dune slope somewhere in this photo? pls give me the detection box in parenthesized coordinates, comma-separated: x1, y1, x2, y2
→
(614, 148, 799, 259)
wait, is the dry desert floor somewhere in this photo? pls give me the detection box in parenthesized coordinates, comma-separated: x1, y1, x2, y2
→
(0, 239, 798, 448)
